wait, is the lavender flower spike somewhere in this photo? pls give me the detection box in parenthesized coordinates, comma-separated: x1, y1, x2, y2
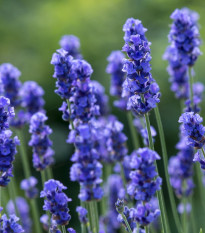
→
(179, 112, 205, 149)
(40, 179, 72, 226)
(169, 8, 201, 66)
(0, 130, 20, 187)
(7, 197, 32, 233)
(0, 63, 22, 107)
(29, 112, 54, 171)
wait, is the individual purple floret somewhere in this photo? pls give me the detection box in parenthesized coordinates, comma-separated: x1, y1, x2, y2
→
(193, 151, 205, 170)
(178, 202, 192, 214)
(163, 45, 189, 99)
(20, 81, 45, 117)
(178, 112, 205, 149)
(7, 197, 32, 233)
(40, 214, 50, 231)
(51, 49, 74, 100)
(0, 63, 22, 107)
(76, 206, 88, 225)
(0, 96, 15, 131)
(90, 80, 109, 116)
(0, 212, 24, 232)
(0, 130, 20, 187)
(40, 179, 72, 226)
(29, 112, 54, 171)
(106, 51, 128, 110)
(67, 228, 76, 233)
(59, 35, 82, 59)
(20, 176, 38, 199)
(169, 8, 201, 66)
(127, 148, 162, 202)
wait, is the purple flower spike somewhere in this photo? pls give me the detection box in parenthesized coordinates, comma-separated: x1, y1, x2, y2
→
(0, 63, 22, 107)
(29, 112, 54, 171)
(0, 96, 15, 131)
(0, 130, 20, 187)
(40, 179, 72, 226)
(20, 81, 45, 117)
(122, 18, 160, 115)
(7, 197, 32, 233)
(179, 112, 205, 149)
(0, 213, 24, 232)
(127, 148, 162, 202)
(169, 8, 201, 66)
(20, 176, 38, 199)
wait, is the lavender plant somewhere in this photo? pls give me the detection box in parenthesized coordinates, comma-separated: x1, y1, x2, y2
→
(1, 6, 205, 233)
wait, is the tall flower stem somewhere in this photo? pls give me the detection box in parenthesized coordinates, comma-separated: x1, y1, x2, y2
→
(87, 201, 99, 233)
(16, 130, 43, 233)
(41, 170, 46, 186)
(182, 197, 187, 233)
(154, 106, 182, 233)
(144, 112, 170, 233)
(145, 226, 149, 233)
(188, 68, 194, 108)
(8, 180, 19, 217)
(121, 213, 132, 233)
(62, 226, 67, 233)
(189, 196, 196, 233)
(127, 112, 140, 149)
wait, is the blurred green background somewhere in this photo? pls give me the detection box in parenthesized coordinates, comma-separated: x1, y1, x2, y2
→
(1, 0, 205, 231)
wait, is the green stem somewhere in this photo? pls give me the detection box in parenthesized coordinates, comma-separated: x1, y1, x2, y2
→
(8, 180, 19, 217)
(188, 67, 194, 108)
(66, 99, 74, 130)
(30, 199, 43, 233)
(189, 196, 196, 233)
(121, 213, 132, 233)
(154, 106, 182, 233)
(195, 162, 205, 212)
(145, 112, 170, 233)
(16, 130, 31, 178)
(41, 170, 46, 186)
(62, 226, 67, 233)
(46, 167, 53, 180)
(87, 201, 99, 233)
(145, 226, 149, 233)
(182, 198, 187, 233)
(17, 130, 43, 233)
(127, 111, 140, 149)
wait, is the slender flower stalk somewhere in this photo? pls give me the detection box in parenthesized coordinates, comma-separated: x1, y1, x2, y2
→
(155, 106, 183, 233)
(144, 115, 170, 233)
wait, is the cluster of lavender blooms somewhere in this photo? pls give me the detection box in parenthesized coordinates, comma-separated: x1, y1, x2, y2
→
(29, 112, 54, 171)
(122, 18, 161, 116)
(0, 97, 19, 186)
(7, 197, 32, 233)
(0, 63, 45, 128)
(0, 207, 24, 233)
(163, 8, 201, 100)
(40, 179, 75, 232)
(165, 8, 204, 218)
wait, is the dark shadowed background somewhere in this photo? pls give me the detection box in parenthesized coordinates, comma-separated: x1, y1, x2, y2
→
(1, 0, 205, 231)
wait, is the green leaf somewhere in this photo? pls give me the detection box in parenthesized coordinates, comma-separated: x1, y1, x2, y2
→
(200, 228, 203, 233)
